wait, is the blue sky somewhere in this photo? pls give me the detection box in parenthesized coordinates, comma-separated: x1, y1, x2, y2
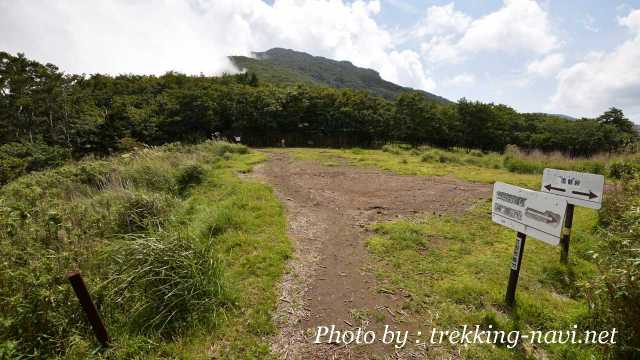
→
(371, 0, 640, 121)
(2, 0, 640, 122)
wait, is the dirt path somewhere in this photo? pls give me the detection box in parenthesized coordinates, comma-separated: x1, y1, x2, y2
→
(251, 151, 491, 359)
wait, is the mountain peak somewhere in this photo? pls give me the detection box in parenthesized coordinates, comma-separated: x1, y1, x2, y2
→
(230, 48, 449, 103)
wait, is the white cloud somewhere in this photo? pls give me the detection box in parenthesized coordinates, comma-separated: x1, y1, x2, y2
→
(0, 0, 435, 91)
(550, 9, 640, 121)
(445, 73, 476, 87)
(458, 0, 559, 54)
(414, 3, 471, 37)
(419, 0, 560, 64)
(618, 8, 640, 32)
(420, 35, 463, 64)
(527, 53, 565, 77)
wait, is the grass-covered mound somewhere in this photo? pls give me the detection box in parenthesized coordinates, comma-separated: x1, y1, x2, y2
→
(0, 141, 291, 358)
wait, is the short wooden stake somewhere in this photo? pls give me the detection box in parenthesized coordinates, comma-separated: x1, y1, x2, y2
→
(67, 272, 110, 347)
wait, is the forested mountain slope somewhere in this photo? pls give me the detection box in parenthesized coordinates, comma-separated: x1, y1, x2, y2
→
(230, 48, 450, 103)
(1, 50, 637, 185)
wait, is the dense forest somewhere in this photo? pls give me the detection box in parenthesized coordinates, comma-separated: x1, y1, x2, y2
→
(1, 51, 637, 184)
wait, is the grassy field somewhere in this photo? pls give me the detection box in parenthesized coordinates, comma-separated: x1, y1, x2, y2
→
(0, 141, 291, 359)
(1, 142, 636, 359)
(283, 145, 629, 359)
(368, 203, 600, 359)
(285, 144, 637, 188)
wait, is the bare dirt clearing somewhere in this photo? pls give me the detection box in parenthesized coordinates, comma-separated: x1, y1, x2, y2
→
(251, 151, 492, 359)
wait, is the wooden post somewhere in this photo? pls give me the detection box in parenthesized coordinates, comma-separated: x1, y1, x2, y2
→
(67, 272, 110, 347)
(505, 232, 527, 307)
(560, 204, 575, 264)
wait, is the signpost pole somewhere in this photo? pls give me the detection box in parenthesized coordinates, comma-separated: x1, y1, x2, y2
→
(560, 204, 575, 264)
(67, 272, 110, 347)
(505, 232, 527, 306)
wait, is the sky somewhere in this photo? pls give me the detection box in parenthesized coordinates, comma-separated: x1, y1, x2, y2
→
(1, 0, 640, 123)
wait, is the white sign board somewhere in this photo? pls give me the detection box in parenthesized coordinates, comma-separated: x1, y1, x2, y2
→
(540, 169, 604, 209)
(492, 182, 567, 245)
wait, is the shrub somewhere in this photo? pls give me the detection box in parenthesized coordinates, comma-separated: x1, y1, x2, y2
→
(420, 151, 437, 163)
(0, 140, 256, 358)
(0, 142, 69, 185)
(117, 137, 145, 152)
(437, 152, 460, 164)
(72, 161, 114, 187)
(0, 244, 89, 356)
(123, 164, 176, 194)
(101, 233, 231, 336)
(206, 141, 248, 157)
(575, 161, 607, 175)
(608, 160, 640, 179)
(115, 191, 175, 233)
(175, 164, 205, 195)
(502, 156, 544, 174)
(381, 144, 402, 155)
(469, 149, 484, 157)
(583, 177, 640, 357)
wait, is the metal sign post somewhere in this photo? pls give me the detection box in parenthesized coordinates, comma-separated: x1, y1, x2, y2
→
(492, 182, 567, 306)
(560, 204, 575, 264)
(540, 169, 604, 263)
(505, 232, 526, 306)
(492, 182, 567, 245)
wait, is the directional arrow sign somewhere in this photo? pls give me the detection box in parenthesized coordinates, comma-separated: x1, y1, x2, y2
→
(544, 184, 565, 192)
(492, 182, 567, 245)
(541, 169, 604, 209)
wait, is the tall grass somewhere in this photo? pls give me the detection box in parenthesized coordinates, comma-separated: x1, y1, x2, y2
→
(382, 142, 639, 178)
(502, 145, 609, 175)
(0, 140, 281, 358)
(101, 232, 231, 336)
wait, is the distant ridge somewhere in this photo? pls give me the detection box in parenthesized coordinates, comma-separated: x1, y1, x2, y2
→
(230, 48, 450, 103)
(546, 113, 577, 120)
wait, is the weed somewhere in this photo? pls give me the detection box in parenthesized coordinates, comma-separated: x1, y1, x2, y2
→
(101, 232, 231, 336)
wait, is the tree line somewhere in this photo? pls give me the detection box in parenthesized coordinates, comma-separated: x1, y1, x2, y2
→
(1, 51, 637, 182)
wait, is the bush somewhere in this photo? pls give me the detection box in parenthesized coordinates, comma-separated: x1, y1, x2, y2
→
(205, 140, 248, 157)
(502, 156, 544, 174)
(115, 191, 175, 233)
(101, 233, 231, 336)
(437, 152, 460, 164)
(608, 160, 640, 179)
(72, 161, 114, 187)
(583, 177, 640, 358)
(175, 164, 205, 195)
(420, 151, 437, 163)
(123, 163, 176, 194)
(117, 137, 145, 152)
(0, 142, 69, 185)
(575, 161, 607, 175)
(381, 144, 402, 155)
(0, 140, 259, 358)
(0, 244, 89, 356)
